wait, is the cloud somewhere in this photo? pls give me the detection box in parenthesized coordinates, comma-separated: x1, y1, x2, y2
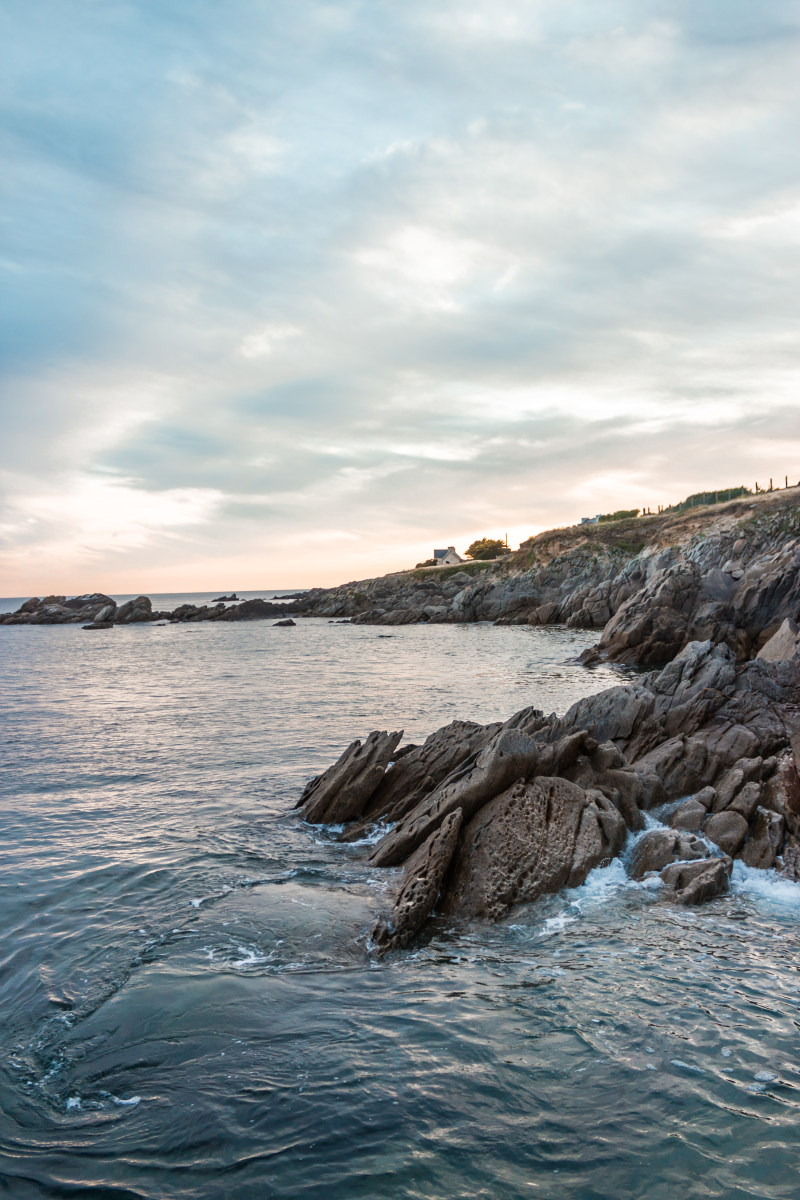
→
(1, 0, 800, 592)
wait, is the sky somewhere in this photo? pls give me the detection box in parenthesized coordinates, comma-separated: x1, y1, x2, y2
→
(2, 0, 800, 594)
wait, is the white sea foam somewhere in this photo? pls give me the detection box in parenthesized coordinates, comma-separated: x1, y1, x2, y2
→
(730, 861, 800, 907)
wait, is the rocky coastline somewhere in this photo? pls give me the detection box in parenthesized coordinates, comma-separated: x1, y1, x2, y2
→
(299, 633, 800, 953)
(291, 487, 800, 950)
(4, 487, 799, 950)
(296, 487, 800, 667)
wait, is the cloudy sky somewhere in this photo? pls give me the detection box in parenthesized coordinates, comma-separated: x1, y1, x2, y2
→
(2, 0, 800, 594)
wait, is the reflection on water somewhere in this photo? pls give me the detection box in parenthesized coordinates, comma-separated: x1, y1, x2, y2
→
(1, 615, 799, 1199)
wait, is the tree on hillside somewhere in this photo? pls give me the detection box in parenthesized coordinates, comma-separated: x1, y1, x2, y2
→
(466, 537, 509, 560)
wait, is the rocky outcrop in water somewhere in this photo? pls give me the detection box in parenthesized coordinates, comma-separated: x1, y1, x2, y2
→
(1, 594, 294, 626)
(296, 638, 800, 952)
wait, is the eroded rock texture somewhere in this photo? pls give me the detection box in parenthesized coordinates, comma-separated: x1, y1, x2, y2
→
(441, 778, 625, 920)
(296, 636, 800, 950)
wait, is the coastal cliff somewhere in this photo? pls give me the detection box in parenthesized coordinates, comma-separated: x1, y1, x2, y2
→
(297, 487, 800, 668)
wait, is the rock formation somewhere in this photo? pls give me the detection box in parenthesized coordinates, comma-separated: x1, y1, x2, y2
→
(1, 594, 294, 626)
(296, 638, 800, 953)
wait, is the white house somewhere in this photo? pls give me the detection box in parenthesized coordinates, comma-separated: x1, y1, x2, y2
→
(433, 546, 464, 566)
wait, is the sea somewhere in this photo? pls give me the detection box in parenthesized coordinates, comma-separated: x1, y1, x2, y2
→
(1, 591, 799, 1199)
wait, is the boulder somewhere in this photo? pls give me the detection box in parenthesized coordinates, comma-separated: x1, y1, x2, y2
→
(712, 759, 762, 811)
(273, 619, 296, 627)
(660, 857, 731, 905)
(628, 829, 708, 880)
(704, 810, 749, 856)
(741, 807, 785, 869)
(669, 798, 708, 832)
(729, 781, 762, 822)
(115, 596, 152, 624)
(370, 809, 463, 955)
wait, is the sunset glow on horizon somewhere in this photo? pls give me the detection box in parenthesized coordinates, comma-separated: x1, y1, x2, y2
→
(2, 1, 800, 596)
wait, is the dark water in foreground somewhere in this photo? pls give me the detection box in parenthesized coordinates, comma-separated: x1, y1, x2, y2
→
(1, 611, 799, 1199)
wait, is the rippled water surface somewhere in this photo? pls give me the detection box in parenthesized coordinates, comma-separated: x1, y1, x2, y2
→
(1, 606, 799, 1199)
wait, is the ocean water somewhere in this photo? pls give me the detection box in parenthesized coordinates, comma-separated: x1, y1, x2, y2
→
(1, 607, 799, 1200)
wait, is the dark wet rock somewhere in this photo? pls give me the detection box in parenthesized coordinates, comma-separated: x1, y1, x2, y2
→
(741, 807, 785, 869)
(370, 809, 463, 955)
(291, 549, 800, 943)
(660, 857, 731, 905)
(298, 729, 403, 824)
(82, 620, 114, 630)
(115, 596, 153, 623)
(273, 619, 296, 627)
(704, 810, 749, 856)
(212, 593, 239, 602)
(781, 836, 800, 881)
(441, 778, 625, 921)
(628, 829, 708, 880)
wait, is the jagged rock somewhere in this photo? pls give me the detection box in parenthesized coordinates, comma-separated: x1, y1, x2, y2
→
(741, 807, 785, 869)
(341, 719, 491, 840)
(370, 809, 463, 954)
(757, 618, 800, 663)
(368, 729, 541, 868)
(781, 836, 800, 881)
(628, 830, 708, 880)
(440, 778, 625, 921)
(704, 810, 749, 856)
(568, 789, 628, 885)
(761, 753, 800, 838)
(712, 759, 762, 811)
(298, 729, 403, 824)
(660, 857, 731, 905)
(729, 781, 762, 821)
